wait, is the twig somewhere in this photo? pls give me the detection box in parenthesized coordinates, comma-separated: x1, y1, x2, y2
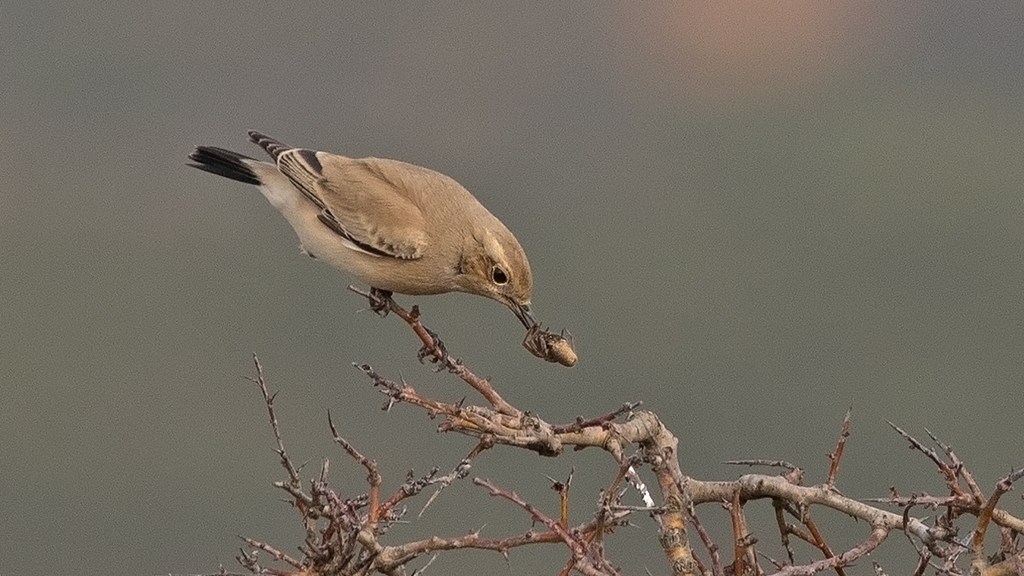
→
(591, 457, 638, 552)
(926, 428, 986, 505)
(802, 513, 844, 576)
(474, 477, 621, 576)
(409, 553, 438, 576)
(547, 468, 574, 529)
(886, 421, 965, 498)
(773, 500, 797, 564)
(909, 544, 930, 576)
(971, 466, 1024, 573)
(328, 410, 382, 529)
(769, 527, 887, 576)
(246, 354, 302, 490)
(551, 402, 642, 434)
(725, 489, 748, 576)
(239, 536, 305, 570)
(688, 504, 725, 576)
(418, 439, 492, 517)
(726, 459, 801, 473)
(826, 409, 851, 487)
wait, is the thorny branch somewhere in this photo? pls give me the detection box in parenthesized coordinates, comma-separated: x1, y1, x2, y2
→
(223, 294, 1024, 576)
(348, 285, 520, 416)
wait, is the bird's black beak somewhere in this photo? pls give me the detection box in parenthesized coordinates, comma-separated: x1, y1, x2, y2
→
(511, 302, 539, 329)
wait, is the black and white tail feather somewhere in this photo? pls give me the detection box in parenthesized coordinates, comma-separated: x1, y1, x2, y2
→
(186, 146, 261, 186)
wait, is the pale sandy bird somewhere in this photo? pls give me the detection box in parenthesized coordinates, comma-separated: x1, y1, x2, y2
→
(188, 130, 537, 329)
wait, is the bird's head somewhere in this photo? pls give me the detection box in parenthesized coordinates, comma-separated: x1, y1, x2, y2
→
(457, 227, 536, 328)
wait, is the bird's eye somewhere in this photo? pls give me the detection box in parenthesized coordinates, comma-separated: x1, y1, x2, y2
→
(491, 266, 509, 285)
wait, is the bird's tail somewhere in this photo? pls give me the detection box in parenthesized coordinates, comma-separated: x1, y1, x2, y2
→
(247, 130, 292, 161)
(188, 146, 261, 185)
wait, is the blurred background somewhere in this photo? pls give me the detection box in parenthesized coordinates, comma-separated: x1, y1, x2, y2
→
(2, 2, 1023, 575)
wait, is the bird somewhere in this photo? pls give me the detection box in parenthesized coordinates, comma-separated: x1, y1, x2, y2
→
(187, 130, 538, 330)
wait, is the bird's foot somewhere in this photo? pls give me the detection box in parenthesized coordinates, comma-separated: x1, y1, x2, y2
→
(368, 287, 394, 317)
(417, 325, 448, 364)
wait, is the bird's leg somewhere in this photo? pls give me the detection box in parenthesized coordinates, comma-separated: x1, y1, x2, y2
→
(367, 287, 394, 316)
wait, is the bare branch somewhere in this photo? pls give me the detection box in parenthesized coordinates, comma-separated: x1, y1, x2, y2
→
(223, 298, 1024, 576)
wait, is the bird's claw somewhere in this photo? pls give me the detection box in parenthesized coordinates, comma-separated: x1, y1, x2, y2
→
(368, 287, 393, 317)
(417, 326, 448, 364)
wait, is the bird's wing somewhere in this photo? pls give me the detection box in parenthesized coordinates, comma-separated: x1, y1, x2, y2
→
(250, 131, 427, 260)
(313, 155, 430, 260)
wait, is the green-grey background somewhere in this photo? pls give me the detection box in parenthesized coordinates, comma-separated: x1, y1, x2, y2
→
(2, 2, 1022, 575)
